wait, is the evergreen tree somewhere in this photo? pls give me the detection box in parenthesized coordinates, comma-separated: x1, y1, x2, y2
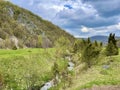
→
(108, 33, 112, 43)
(94, 40, 98, 47)
(73, 39, 88, 53)
(82, 39, 86, 46)
(100, 42, 103, 47)
(106, 33, 118, 56)
(87, 37, 91, 44)
(82, 43, 100, 68)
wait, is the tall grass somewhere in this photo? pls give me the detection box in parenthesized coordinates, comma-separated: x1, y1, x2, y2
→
(0, 48, 63, 89)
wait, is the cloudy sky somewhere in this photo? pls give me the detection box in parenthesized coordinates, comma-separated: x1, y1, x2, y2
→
(10, 0, 120, 38)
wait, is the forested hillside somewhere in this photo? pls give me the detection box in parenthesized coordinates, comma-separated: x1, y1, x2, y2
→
(0, 1, 74, 49)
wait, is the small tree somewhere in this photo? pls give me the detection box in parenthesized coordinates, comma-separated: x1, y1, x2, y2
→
(106, 33, 118, 56)
(106, 41, 118, 56)
(55, 36, 71, 58)
(52, 62, 59, 85)
(87, 37, 91, 44)
(94, 40, 98, 47)
(73, 39, 87, 53)
(52, 62, 59, 77)
(100, 42, 103, 47)
(82, 43, 100, 68)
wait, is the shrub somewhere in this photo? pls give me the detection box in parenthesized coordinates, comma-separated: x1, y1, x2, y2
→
(82, 43, 100, 68)
(12, 45, 17, 50)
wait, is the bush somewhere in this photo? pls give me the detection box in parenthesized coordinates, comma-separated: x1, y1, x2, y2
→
(12, 45, 17, 50)
(82, 43, 100, 68)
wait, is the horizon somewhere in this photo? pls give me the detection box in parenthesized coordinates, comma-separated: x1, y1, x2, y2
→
(75, 34, 120, 38)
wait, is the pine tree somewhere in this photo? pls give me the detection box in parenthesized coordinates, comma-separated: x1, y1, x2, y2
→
(82, 43, 100, 68)
(100, 42, 103, 47)
(87, 37, 91, 44)
(73, 39, 88, 53)
(106, 33, 118, 56)
(108, 33, 112, 43)
(94, 40, 98, 47)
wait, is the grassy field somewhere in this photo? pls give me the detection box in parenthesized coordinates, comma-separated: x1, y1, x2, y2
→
(0, 48, 66, 90)
(0, 48, 120, 90)
(65, 50, 120, 90)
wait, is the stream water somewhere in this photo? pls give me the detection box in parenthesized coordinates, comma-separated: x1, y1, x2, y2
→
(40, 57, 75, 90)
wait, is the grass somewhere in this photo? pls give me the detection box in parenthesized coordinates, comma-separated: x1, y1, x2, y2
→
(0, 48, 120, 90)
(0, 48, 54, 58)
(0, 48, 66, 90)
(65, 50, 120, 90)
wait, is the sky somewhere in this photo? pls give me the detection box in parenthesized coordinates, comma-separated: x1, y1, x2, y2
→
(10, 0, 120, 38)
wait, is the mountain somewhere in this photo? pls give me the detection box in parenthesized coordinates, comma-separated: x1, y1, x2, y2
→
(90, 35, 120, 44)
(0, 1, 75, 49)
(90, 35, 108, 43)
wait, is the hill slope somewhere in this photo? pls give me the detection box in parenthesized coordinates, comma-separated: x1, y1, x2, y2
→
(65, 50, 120, 90)
(0, 1, 74, 49)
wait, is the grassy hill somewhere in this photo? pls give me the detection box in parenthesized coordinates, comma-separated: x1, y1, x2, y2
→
(0, 1, 74, 49)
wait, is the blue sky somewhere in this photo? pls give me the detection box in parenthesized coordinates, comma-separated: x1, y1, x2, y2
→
(10, 0, 120, 38)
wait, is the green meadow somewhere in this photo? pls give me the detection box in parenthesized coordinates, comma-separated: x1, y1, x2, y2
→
(0, 48, 67, 90)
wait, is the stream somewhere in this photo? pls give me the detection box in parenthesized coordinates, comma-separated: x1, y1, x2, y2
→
(40, 57, 75, 90)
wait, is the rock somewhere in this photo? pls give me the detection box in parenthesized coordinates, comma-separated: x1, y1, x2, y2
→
(68, 62, 75, 67)
(68, 67, 74, 71)
(10, 36, 19, 49)
(8, 7, 14, 17)
(102, 65, 110, 69)
(40, 80, 54, 90)
(68, 62, 75, 71)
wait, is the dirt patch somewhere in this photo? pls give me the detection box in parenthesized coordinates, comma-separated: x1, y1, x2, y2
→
(82, 85, 120, 90)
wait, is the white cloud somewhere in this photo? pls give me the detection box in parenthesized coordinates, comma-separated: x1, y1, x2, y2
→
(81, 26, 89, 33)
(116, 23, 120, 30)
(52, 5, 64, 12)
(80, 23, 120, 37)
